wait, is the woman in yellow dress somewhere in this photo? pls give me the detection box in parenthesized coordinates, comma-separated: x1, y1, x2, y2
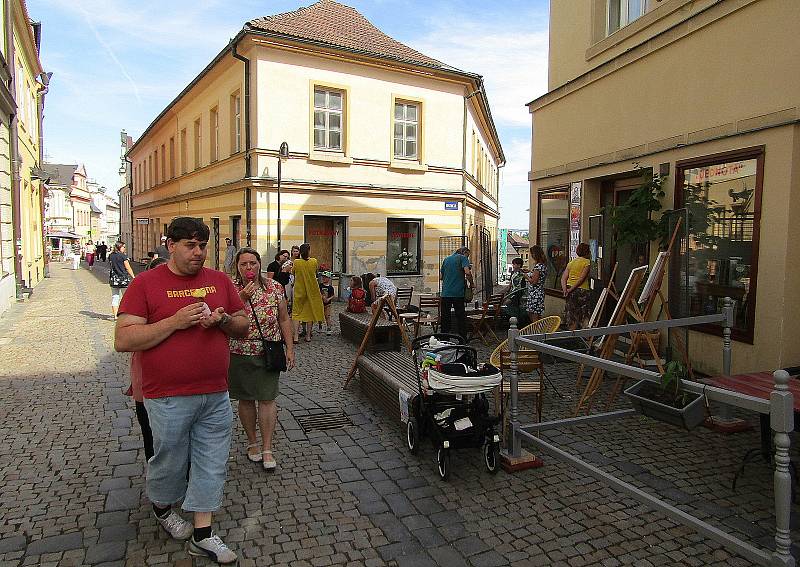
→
(561, 242, 593, 330)
(291, 243, 325, 343)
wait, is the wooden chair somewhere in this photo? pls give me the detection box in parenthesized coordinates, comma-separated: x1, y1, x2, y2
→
(489, 315, 562, 428)
(411, 295, 441, 338)
(467, 293, 504, 344)
(395, 287, 414, 311)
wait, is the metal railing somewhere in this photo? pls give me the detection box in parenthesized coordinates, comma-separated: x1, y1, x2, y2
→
(502, 299, 794, 567)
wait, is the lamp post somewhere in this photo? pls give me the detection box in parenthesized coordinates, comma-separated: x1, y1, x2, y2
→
(277, 142, 289, 251)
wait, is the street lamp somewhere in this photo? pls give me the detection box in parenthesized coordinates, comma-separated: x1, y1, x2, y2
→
(277, 142, 289, 251)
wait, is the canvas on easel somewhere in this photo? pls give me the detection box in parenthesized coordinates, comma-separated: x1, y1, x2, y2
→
(574, 264, 647, 415)
(574, 263, 618, 390)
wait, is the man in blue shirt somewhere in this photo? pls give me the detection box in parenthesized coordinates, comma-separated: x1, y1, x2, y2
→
(440, 247, 474, 340)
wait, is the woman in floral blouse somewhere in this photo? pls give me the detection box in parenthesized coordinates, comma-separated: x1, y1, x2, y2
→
(229, 247, 295, 471)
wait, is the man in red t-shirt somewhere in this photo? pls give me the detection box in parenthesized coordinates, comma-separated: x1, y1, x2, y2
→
(115, 217, 247, 565)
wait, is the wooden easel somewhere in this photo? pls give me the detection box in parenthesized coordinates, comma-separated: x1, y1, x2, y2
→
(606, 220, 692, 407)
(574, 265, 647, 415)
(343, 294, 413, 388)
(575, 262, 619, 390)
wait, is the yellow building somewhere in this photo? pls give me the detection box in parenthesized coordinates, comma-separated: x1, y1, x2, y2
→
(11, 0, 47, 291)
(129, 0, 503, 295)
(529, 0, 800, 375)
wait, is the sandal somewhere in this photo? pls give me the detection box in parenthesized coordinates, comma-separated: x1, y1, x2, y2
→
(262, 450, 276, 471)
(246, 443, 262, 462)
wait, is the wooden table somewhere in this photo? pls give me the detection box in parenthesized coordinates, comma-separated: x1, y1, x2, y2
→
(702, 371, 800, 482)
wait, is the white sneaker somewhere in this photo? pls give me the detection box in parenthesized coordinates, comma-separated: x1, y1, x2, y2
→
(188, 532, 238, 564)
(155, 510, 193, 540)
(326, 327, 332, 336)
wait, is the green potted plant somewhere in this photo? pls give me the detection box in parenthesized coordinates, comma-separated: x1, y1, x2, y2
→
(624, 360, 706, 430)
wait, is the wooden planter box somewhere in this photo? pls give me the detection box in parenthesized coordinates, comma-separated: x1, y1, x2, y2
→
(624, 380, 706, 431)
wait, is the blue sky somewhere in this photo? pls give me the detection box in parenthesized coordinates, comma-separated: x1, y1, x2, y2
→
(29, 0, 549, 229)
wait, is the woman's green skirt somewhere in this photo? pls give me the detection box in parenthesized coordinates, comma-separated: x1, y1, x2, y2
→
(228, 353, 280, 401)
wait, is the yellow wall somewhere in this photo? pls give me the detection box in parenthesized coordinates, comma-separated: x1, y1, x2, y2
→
(530, 0, 800, 374)
(13, 1, 45, 288)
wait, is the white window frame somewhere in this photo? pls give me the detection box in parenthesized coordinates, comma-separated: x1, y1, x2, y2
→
(393, 102, 419, 160)
(607, 0, 645, 35)
(313, 89, 344, 152)
(210, 106, 219, 162)
(232, 93, 241, 154)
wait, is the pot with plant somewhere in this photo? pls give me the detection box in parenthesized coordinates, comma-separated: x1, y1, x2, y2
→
(624, 360, 706, 430)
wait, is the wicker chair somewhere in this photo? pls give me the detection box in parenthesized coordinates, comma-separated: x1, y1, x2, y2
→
(490, 315, 561, 426)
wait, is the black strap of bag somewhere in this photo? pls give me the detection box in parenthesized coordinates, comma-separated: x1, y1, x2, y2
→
(248, 294, 287, 372)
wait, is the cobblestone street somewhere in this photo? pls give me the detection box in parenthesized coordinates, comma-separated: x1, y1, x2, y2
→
(0, 263, 795, 566)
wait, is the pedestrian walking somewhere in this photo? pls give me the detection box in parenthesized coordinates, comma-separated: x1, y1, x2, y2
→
(109, 241, 136, 320)
(526, 245, 548, 324)
(85, 240, 96, 270)
(114, 217, 249, 565)
(266, 249, 288, 279)
(291, 243, 324, 343)
(319, 271, 335, 335)
(274, 260, 293, 310)
(223, 238, 236, 273)
(154, 236, 170, 260)
(71, 240, 81, 270)
(99, 242, 108, 262)
(561, 242, 593, 330)
(125, 256, 167, 463)
(440, 246, 474, 340)
(229, 247, 295, 470)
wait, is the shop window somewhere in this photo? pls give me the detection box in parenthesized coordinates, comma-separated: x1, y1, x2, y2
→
(313, 88, 344, 151)
(537, 188, 570, 292)
(387, 219, 421, 275)
(673, 149, 763, 342)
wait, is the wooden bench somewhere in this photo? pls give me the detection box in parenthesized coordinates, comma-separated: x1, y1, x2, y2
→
(339, 311, 402, 353)
(356, 350, 418, 424)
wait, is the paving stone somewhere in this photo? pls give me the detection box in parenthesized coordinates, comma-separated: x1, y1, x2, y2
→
(26, 532, 83, 555)
(98, 524, 137, 543)
(470, 550, 511, 567)
(429, 545, 465, 566)
(85, 542, 127, 564)
(107, 450, 137, 466)
(0, 535, 26, 553)
(453, 537, 490, 556)
(95, 512, 129, 528)
(98, 478, 130, 493)
(104, 488, 141, 512)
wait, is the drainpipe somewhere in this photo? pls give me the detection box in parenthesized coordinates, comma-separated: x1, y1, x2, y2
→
(7, 0, 23, 293)
(231, 36, 252, 246)
(37, 71, 51, 277)
(125, 155, 134, 258)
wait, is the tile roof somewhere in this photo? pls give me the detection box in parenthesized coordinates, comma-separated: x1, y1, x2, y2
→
(248, 0, 453, 70)
(42, 163, 78, 187)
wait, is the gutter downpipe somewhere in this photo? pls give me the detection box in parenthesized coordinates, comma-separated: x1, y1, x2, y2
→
(231, 35, 253, 247)
(125, 155, 134, 259)
(37, 71, 51, 278)
(7, 0, 23, 293)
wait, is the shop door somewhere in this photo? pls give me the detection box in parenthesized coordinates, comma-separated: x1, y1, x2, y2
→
(601, 176, 649, 294)
(304, 216, 346, 273)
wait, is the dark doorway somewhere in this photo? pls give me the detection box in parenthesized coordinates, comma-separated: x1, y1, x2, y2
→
(601, 175, 649, 294)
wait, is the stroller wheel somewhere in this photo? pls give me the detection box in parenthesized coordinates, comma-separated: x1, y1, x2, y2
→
(484, 441, 500, 474)
(407, 417, 420, 454)
(437, 447, 450, 481)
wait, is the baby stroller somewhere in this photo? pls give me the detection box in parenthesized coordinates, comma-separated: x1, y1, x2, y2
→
(407, 333, 503, 480)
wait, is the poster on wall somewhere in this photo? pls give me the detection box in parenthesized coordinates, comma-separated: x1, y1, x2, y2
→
(569, 182, 582, 260)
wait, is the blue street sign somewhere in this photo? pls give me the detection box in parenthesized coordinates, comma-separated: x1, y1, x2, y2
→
(444, 201, 459, 211)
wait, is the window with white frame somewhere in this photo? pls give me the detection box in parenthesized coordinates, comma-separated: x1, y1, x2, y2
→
(607, 0, 645, 35)
(313, 88, 343, 151)
(393, 102, 418, 160)
(231, 92, 241, 154)
(210, 107, 219, 162)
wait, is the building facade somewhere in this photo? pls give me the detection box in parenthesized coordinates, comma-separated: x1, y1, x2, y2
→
(129, 0, 503, 292)
(0, 0, 16, 316)
(529, 0, 800, 375)
(118, 130, 133, 255)
(12, 0, 46, 291)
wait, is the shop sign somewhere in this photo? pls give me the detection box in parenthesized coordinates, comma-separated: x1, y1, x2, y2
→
(135, 218, 150, 225)
(391, 232, 414, 239)
(308, 229, 338, 237)
(569, 182, 582, 260)
(687, 160, 756, 185)
(444, 201, 459, 211)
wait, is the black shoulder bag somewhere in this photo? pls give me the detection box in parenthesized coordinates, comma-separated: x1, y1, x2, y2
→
(248, 297, 287, 372)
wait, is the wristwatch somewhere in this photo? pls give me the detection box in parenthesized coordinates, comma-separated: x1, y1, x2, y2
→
(219, 312, 232, 327)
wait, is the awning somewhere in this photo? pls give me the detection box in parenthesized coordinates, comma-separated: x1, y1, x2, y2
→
(47, 231, 82, 239)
